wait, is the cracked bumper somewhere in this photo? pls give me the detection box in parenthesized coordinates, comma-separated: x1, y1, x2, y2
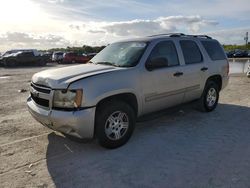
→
(27, 97, 96, 139)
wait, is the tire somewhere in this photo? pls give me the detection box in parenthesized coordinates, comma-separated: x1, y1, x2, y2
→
(197, 80, 219, 112)
(4, 59, 17, 67)
(37, 60, 46, 66)
(95, 100, 136, 149)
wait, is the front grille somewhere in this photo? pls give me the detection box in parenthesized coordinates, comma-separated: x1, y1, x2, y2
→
(30, 83, 51, 108)
(31, 93, 49, 107)
(31, 83, 51, 94)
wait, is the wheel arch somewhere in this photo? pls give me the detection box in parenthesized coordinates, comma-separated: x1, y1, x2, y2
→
(206, 74, 222, 91)
(95, 93, 139, 116)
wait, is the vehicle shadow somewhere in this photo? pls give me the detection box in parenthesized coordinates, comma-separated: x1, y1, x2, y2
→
(46, 103, 250, 188)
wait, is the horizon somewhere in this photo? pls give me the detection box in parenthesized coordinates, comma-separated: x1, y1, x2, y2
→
(0, 0, 249, 52)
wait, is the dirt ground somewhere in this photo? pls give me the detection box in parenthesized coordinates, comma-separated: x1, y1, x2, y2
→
(0, 64, 250, 188)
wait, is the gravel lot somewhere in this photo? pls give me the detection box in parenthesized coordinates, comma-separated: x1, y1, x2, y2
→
(0, 63, 250, 188)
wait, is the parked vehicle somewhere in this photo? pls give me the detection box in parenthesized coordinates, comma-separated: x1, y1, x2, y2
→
(27, 33, 229, 148)
(41, 52, 53, 63)
(226, 50, 235, 58)
(233, 50, 248, 58)
(247, 51, 250, 57)
(0, 51, 47, 67)
(87, 53, 97, 59)
(247, 65, 250, 78)
(62, 52, 90, 64)
(52, 52, 64, 63)
(2, 49, 40, 57)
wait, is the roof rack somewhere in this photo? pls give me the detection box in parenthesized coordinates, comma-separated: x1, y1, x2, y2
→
(147, 33, 212, 39)
(147, 33, 185, 37)
(187, 35, 212, 39)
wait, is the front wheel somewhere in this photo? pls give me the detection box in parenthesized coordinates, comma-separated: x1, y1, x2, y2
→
(95, 100, 135, 149)
(197, 81, 219, 112)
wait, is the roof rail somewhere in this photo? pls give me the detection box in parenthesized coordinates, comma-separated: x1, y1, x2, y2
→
(147, 33, 185, 37)
(187, 35, 212, 39)
(147, 33, 212, 39)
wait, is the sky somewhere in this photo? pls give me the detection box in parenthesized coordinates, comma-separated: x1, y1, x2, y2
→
(0, 0, 249, 51)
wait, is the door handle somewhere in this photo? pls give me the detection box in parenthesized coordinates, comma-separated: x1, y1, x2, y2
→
(173, 72, 183, 77)
(201, 67, 208, 72)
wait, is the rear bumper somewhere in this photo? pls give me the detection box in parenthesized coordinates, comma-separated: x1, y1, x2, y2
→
(27, 97, 96, 139)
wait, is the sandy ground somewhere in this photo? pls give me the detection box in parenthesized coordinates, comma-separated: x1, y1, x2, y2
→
(0, 63, 250, 188)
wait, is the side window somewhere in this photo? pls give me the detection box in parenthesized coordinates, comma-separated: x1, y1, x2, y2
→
(20, 52, 33, 57)
(148, 41, 179, 67)
(180, 40, 203, 64)
(201, 40, 226, 60)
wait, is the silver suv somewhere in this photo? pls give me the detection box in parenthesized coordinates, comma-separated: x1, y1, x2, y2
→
(27, 33, 229, 148)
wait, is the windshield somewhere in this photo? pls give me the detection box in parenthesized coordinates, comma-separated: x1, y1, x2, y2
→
(91, 41, 148, 67)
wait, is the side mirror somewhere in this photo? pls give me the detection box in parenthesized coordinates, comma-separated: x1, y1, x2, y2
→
(146, 57, 168, 71)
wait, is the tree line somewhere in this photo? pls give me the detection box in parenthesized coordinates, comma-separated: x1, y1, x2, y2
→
(47, 45, 106, 54)
(223, 44, 250, 51)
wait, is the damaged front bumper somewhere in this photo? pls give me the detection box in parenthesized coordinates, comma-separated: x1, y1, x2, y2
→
(27, 96, 96, 139)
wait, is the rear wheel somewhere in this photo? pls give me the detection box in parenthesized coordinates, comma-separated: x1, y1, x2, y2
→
(95, 100, 135, 149)
(4, 59, 17, 67)
(197, 81, 219, 112)
(37, 60, 46, 66)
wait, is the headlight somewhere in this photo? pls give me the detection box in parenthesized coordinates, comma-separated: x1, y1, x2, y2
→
(53, 89, 83, 108)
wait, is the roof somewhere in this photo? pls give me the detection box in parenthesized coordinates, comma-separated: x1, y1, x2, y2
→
(118, 33, 213, 43)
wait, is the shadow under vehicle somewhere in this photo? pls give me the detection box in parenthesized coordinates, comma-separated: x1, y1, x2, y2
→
(45, 103, 250, 188)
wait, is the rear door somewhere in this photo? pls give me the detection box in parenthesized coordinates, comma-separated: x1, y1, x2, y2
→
(18, 52, 35, 65)
(142, 40, 187, 114)
(177, 39, 208, 102)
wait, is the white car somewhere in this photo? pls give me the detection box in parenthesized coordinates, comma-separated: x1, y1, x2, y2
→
(52, 52, 64, 62)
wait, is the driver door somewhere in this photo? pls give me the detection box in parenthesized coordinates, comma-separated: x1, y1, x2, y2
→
(142, 40, 186, 114)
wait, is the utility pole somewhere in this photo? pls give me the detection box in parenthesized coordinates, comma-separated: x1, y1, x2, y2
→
(244, 32, 248, 46)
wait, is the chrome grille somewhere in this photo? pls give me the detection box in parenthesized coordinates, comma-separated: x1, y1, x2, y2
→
(30, 83, 52, 108)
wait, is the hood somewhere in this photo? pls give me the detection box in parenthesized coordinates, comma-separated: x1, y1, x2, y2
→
(32, 64, 122, 88)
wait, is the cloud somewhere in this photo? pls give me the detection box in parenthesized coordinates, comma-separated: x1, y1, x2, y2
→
(0, 32, 70, 50)
(69, 15, 218, 36)
(48, 0, 64, 3)
(207, 27, 250, 45)
(69, 24, 80, 30)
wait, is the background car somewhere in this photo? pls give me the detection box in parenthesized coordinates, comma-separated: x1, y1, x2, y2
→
(62, 52, 90, 64)
(2, 49, 40, 57)
(1, 51, 47, 67)
(41, 52, 53, 63)
(87, 53, 97, 59)
(52, 52, 64, 63)
(226, 50, 235, 58)
(233, 50, 248, 58)
(247, 50, 250, 57)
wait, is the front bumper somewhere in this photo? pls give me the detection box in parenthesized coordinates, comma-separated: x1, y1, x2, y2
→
(27, 97, 96, 139)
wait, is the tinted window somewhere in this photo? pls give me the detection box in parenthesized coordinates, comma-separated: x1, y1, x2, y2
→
(20, 52, 33, 57)
(180, 40, 203, 64)
(149, 41, 179, 67)
(201, 40, 226, 60)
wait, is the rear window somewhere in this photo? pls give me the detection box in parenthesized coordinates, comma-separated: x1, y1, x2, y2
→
(201, 40, 226, 60)
(180, 40, 203, 64)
